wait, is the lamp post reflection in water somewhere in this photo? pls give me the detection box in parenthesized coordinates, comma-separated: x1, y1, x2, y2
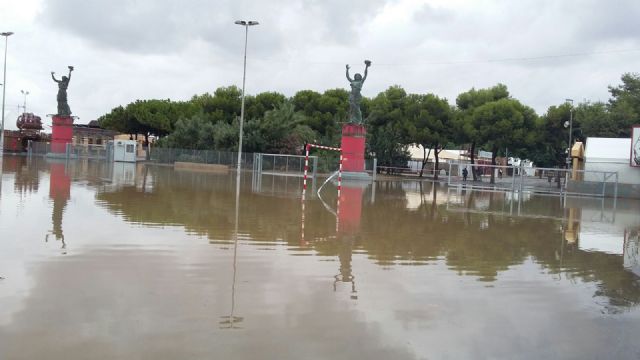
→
(220, 172, 244, 329)
(0, 157, 3, 200)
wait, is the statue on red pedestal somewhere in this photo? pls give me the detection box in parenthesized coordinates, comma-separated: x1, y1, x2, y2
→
(51, 65, 74, 116)
(345, 60, 371, 124)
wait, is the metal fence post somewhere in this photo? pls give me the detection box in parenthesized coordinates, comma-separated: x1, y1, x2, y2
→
(519, 165, 524, 193)
(613, 172, 618, 209)
(373, 158, 377, 181)
(312, 156, 318, 180)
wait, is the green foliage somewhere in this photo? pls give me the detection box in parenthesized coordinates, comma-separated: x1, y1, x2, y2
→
(245, 91, 287, 120)
(99, 73, 638, 167)
(292, 89, 348, 146)
(99, 100, 197, 140)
(473, 98, 537, 159)
(575, 101, 616, 138)
(530, 104, 570, 168)
(608, 73, 640, 137)
(155, 113, 216, 150)
(245, 101, 316, 154)
(190, 86, 242, 124)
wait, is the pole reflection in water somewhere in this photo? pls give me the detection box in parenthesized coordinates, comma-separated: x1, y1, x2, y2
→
(0, 156, 3, 202)
(220, 171, 244, 329)
(45, 160, 70, 254)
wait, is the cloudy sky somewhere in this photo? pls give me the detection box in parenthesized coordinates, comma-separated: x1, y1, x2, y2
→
(1, 0, 639, 129)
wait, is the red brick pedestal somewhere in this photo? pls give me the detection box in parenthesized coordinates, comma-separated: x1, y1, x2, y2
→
(51, 115, 73, 154)
(340, 124, 366, 173)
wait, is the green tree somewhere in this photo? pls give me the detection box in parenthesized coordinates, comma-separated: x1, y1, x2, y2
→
(455, 84, 510, 180)
(367, 86, 411, 168)
(98, 105, 144, 137)
(405, 93, 454, 178)
(472, 98, 537, 183)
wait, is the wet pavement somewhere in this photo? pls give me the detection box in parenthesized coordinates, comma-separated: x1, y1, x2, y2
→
(1, 155, 639, 359)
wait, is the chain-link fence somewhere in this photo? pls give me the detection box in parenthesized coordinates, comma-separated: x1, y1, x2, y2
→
(447, 162, 618, 198)
(67, 144, 110, 159)
(26, 142, 111, 159)
(29, 141, 51, 155)
(255, 153, 315, 177)
(149, 147, 254, 169)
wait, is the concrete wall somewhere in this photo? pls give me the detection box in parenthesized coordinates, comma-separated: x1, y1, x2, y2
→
(584, 159, 640, 185)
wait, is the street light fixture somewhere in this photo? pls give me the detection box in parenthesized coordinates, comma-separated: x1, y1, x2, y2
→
(564, 98, 574, 168)
(20, 89, 29, 113)
(1, 31, 14, 156)
(234, 20, 259, 180)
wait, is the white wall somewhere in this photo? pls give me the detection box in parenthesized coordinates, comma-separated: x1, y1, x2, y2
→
(585, 137, 640, 185)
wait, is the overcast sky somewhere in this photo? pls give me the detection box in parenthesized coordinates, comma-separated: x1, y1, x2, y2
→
(1, 0, 639, 129)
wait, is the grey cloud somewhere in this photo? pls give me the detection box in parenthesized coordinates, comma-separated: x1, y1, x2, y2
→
(570, 0, 640, 43)
(412, 4, 453, 24)
(39, 0, 393, 56)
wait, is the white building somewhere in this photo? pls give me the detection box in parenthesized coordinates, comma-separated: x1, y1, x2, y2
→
(584, 137, 639, 185)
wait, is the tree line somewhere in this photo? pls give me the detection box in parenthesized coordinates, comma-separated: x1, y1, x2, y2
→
(99, 73, 640, 178)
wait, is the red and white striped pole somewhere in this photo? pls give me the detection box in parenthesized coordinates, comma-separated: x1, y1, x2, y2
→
(302, 144, 310, 198)
(301, 198, 307, 246)
(336, 152, 343, 232)
(337, 153, 343, 198)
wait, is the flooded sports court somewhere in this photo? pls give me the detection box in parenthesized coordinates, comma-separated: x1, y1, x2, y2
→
(1, 155, 639, 359)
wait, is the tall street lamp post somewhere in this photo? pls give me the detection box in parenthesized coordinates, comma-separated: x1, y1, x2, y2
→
(20, 89, 29, 113)
(564, 98, 574, 168)
(1, 31, 14, 155)
(234, 20, 259, 180)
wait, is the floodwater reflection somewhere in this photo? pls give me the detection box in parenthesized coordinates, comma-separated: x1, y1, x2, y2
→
(1, 156, 639, 359)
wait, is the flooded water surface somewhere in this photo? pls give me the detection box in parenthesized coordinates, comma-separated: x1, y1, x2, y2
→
(1, 156, 639, 359)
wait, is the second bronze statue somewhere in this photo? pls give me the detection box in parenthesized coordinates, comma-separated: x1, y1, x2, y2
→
(51, 66, 74, 116)
(345, 60, 371, 125)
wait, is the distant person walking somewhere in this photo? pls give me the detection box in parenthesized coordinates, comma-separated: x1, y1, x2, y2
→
(462, 167, 468, 182)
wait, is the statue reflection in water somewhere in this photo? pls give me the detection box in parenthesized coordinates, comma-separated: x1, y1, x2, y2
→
(334, 235, 358, 300)
(45, 162, 70, 254)
(332, 183, 368, 300)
